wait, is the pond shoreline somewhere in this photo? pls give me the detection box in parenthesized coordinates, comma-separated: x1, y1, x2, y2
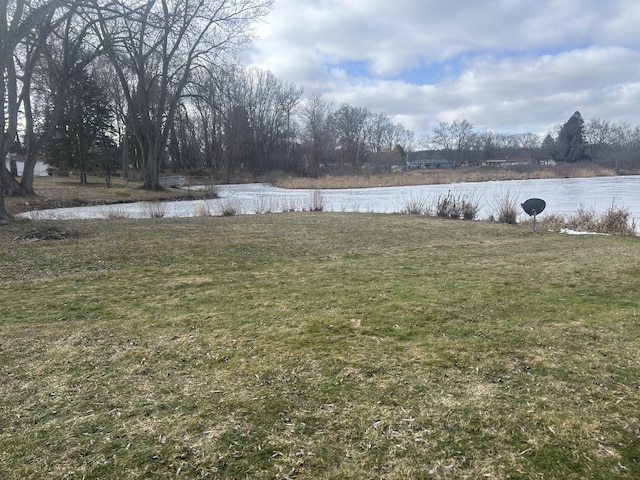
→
(5, 162, 637, 217)
(15, 175, 640, 229)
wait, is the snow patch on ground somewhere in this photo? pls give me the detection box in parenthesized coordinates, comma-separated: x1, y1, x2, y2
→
(559, 228, 608, 236)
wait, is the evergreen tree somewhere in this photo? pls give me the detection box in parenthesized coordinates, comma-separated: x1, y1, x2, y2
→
(44, 72, 115, 183)
(556, 111, 590, 162)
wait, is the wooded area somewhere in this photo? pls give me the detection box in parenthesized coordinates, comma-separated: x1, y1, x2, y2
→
(2, 1, 640, 221)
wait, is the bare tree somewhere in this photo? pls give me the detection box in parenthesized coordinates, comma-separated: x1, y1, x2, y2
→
(515, 132, 541, 163)
(390, 123, 414, 155)
(367, 112, 394, 154)
(424, 119, 475, 168)
(595, 120, 640, 171)
(1, 0, 66, 219)
(211, 67, 254, 180)
(90, 0, 272, 190)
(332, 103, 370, 170)
(242, 67, 302, 170)
(189, 73, 225, 172)
(585, 118, 616, 161)
(298, 93, 334, 176)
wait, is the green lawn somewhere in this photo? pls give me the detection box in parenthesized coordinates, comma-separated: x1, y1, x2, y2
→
(1, 214, 639, 479)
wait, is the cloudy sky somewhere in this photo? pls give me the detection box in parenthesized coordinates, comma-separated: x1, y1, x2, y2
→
(246, 0, 640, 137)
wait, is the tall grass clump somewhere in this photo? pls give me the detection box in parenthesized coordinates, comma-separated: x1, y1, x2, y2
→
(192, 202, 213, 217)
(598, 205, 636, 235)
(280, 198, 299, 213)
(435, 191, 479, 220)
(566, 207, 599, 232)
(460, 195, 480, 220)
(252, 193, 277, 214)
(102, 206, 129, 219)
(202, 177, 219, 197)
(218, 199, 239, 216)
(306, 190, 325, 212)
(530, 213, 566, 231)
(527, 205, 636, 235)
(142, 201, 167, 218)
(565, 205, 636, 235)
(435, 191, 457, 218)
(400, 191, 429, 215)
(489, 190, 519, 224)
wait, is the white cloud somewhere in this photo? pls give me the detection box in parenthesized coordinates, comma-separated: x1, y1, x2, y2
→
(247, 0, 640, 135)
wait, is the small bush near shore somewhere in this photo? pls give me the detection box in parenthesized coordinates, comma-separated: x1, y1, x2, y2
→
(280, 198, 299, 213)
(306, 190, 325, 212)
(192, 202, 213, 217)
(597, 205, 636, 234)
(435, 191, 457, 218)
(251, 193, 277, 214)
(489, 191, 519, 224)
(434, 192, 480, 220)
(400, 191, 429, 215)
(142, 201, 166, 218)
(102, 207, 130, 219)
(219, 199, 239, 216)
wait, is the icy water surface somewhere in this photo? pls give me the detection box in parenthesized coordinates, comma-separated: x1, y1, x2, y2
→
(19, 175, 640, 222)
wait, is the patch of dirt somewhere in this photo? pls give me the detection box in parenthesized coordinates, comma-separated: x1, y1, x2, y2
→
(15, 225, 87, 242)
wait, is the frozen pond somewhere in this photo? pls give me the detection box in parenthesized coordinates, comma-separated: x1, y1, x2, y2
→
(18, 175, 640, 223)
(5, 160, 49, 177)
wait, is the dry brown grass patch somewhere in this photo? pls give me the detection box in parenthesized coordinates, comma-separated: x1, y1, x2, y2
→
(275, 162, 621, 190)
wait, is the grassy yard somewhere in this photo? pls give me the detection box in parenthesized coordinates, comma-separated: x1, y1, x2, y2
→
(1, 214, 639, 479)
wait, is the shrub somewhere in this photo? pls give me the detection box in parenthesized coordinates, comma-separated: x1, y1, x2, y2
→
(308, 190, 325, 212)
(529, 213, 566, 231)
(566, 207, 598, 232)
(460, 197, 480, 220)
(252, 194, 276, 214)
(400, 192, 428, 215)
(204, 183, 219, 197)
(103, 207, 129, 219)
(491, 191, 518, 224)
(434, 192, 479, 220)
(193, 202, 213, 217)
(596, 205, 635, 235)
(280, 198, 299, 213)
(219, 200, 239, 216)
(435, 192, 458, 219)
(143, 201, 166, 218)
(525, 205, 636, 235)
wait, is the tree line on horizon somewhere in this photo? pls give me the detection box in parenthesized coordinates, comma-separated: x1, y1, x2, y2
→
(421, 111, 640, 171)
(2, 2, 640, 221)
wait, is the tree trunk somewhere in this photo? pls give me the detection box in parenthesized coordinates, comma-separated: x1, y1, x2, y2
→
(121, 132, 129, 181)
(143, 151, 161, 190)
(0, 194, 9, 222)
(9, 157, 18, 176)
(1, 163, 27, 195)
(20, 149, 38, 194)
(0, 165, 19, 221)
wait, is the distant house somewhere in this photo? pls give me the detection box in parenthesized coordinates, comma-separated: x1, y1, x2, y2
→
(537, 158, 556, 166)
(406, 151, 450, 169)
(484, 157, 529, 167)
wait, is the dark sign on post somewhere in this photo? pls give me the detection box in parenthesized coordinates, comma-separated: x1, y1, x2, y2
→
(521, 198, 546, 231)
